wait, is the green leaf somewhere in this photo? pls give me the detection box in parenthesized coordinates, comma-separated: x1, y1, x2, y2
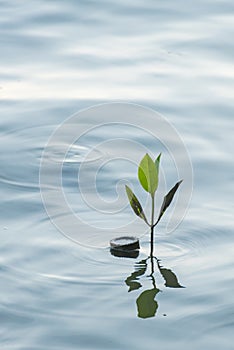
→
(125, 185, 148, 223)
(155, 153, 161, 176)
(136, 288, 160, 319)
(138, 154, 159, 195)
(155, 180, 183, 225)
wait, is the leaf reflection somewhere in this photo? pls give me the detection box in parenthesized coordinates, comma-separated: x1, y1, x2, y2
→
(136, 288, 160, 319)
(157, 260, 184, 288)
(125, 259, 147, 292)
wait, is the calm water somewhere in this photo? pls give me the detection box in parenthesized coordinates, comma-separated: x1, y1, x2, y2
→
(0, 1, 234, 349)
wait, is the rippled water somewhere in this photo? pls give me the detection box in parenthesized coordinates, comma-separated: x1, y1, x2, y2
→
(0, 1, 234, 349)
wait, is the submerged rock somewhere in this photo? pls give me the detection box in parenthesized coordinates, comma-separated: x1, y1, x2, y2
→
(110, 236, 140, 258)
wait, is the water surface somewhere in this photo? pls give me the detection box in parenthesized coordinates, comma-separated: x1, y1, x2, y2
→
(0, 1, 234, 349)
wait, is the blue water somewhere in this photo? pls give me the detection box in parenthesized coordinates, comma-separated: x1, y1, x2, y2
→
(0, 1, 234, 349)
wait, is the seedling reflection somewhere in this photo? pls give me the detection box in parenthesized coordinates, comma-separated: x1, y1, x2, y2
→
(125, 253, 184, 319)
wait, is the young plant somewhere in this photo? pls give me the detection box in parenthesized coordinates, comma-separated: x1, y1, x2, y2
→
(125, 153, 182, 253)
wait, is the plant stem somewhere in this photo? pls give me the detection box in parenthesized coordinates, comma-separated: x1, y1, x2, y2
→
(151, 194, 155, 227)
(150, 226, 154, 257)
(150, 194, 155, 256)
